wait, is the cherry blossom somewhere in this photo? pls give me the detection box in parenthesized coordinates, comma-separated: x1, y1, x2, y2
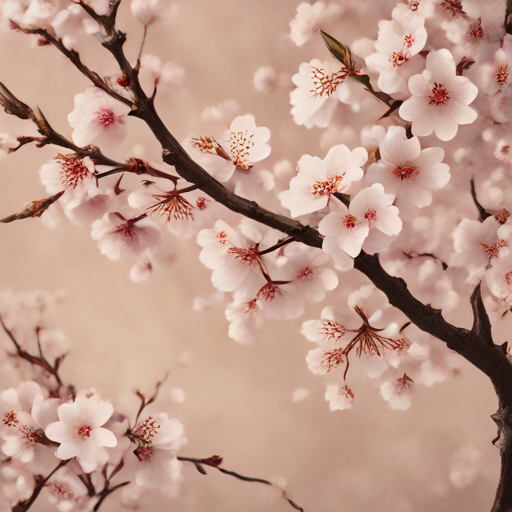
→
(197, 219, 279, 293)
(365, 9, 427, 96)
(281, 245, 339, 302)
(380, 373, 414, 410)
(486, 248, 512, 305)
(349, 183, 403, 237)
(39, 154, 95, 195)
(253, 66, 278, 94)
(365, 126, 451, 207)
(289, 2, 343, 47)
(45, 392, 116, 473)
(399, 49, 478, 141)
(68, 88, 131, 147)
(290, 58, 350, 128)
(131, 0, 171, 26)
(225, 290, 265, 344)
(324, 384, 354, 411)
(127, 413, 187, 488)
(280, 144, 367, 217)
(222, 115, 271, 176)
(452, 216, 511, 271)
(91, 213, 161, 261)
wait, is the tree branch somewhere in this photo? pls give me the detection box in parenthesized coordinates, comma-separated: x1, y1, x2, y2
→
(178, 456, 303, 511)
(471, 283, 494, 345)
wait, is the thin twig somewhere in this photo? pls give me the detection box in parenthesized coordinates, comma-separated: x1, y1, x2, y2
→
(178, 456, 304, 511)
(0, 314, 64, 389)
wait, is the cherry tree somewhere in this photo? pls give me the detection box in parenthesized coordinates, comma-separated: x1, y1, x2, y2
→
(1, 0, 512, 511)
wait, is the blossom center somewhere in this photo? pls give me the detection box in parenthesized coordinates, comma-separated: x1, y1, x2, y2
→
(55, 154, 92, 189)
(428, 83, 450, 106)
(481, 239, 508, 258)
(504, 271, 512, 287)
(19, 425, 44, 447)
(47, 482, 74, 500)
(245, 299, 259, 313)
(310, 66, 349, 98)
(95, 107, 116, 127)
(297, 266, 315, 280)
(77, 425, 92, 440)
(110, 222, 139, 241)
(364, 209, 378, 222)
(229, 131, 254, 172)
(147, 192, 194, 222)
(196, 197, 207, 210)
(467, 18, 484, 40)
(392, 165, 418, 180)
(227, 244, 261, 265)
(3, 410, 18, 427)
(342, 214, 357, 229)
(312, 174, 343, 197)
(439, 0, 469, 20)
(321, 348, 345, 372)
(320, 320, 346, 341)
(216, 231, 228, 244)
(133, 416, 161, 443)
(256, 282, 279, 302)
(390, 51, 410, 68)
(393, 373, 414, 394)
(496, 64, 509, 87)
(135, 446, 155, 462)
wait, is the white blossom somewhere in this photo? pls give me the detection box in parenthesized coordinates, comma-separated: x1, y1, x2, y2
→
(399, 49, 478, 141)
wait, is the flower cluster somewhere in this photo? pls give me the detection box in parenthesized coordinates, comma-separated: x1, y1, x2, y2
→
(0, 290, 187, 511)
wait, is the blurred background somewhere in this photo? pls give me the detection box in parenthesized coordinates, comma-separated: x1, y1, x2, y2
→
(0, 0, 505, 510)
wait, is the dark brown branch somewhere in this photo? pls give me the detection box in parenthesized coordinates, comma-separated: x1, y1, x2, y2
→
(471, 283, 493, 345)
(178, 456, 303, 511)
(92, 481, 130, 512)
(402, 251, 448, 270)
(470, 178, 491, 221)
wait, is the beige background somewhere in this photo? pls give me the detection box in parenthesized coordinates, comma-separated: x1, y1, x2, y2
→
(0, 1, 505, 511)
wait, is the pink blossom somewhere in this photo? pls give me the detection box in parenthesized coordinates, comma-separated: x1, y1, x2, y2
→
(68, 88, 131, 147)
(290, 59, 350, 128)
(289, 2, 343, 47)
(225, 290, 265, 344)
(45, 392, 117, 473)
(486, 248, 512, 304)
(253, 66, 278, 94)
(365, 9, 427, 96)
(281, 245, 339, 302)
(324, 384, 354, 411)
(318, 196, 369, 261)
(197, 219, 279, 293)
(399, 49, 478, 141)
(131, 0, 171, 26)
(222, 115, 270, 177)
(380, 374, 414, 410)
(91, 213, 161, 261)
(349, 183, 403, 237)
(452, 216, 510, 270)
(365, 126, 451, 207)
(281, 144, 367, 217)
